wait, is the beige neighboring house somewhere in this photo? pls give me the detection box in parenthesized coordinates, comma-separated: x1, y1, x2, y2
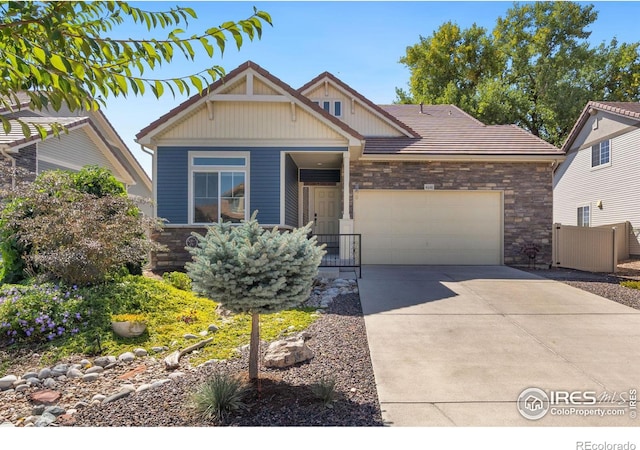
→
(0, 92, 152, 214)
(553, 101, 640, 256)
(136, 61, 564, 269)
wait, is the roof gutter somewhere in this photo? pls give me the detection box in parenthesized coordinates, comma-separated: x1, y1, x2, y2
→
(358, 153, 566, 163)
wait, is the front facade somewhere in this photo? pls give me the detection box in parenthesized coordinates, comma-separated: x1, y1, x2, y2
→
(553, 101, 640, 255)
(137, 61, 564, 269)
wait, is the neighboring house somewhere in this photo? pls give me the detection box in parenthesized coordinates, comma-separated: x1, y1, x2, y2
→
(136, 61, 564, 269)
(553, 101, 640, 256)
(0, 93, 152, 214)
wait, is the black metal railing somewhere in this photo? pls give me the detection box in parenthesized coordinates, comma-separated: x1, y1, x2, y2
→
(311, 234, 361, 278)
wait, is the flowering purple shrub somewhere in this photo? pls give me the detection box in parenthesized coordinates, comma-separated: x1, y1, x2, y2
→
(0, 283, 88, 346)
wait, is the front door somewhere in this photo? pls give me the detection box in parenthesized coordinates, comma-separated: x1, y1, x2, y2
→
(313, 187, 340, 234)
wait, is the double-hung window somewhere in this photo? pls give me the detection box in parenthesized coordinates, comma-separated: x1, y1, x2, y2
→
(591, 140, 610, 168)
(190, 152, 249, 224)
(577, 205, 590, 227)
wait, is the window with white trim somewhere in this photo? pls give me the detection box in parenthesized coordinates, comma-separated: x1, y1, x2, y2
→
(189, 153, 248, 224)
(312, 99, 342, 117)
(577, 205, 590, 227)
(591, 140, 610, 167)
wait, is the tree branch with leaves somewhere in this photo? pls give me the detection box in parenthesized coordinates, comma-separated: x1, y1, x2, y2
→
(0, 1, 272, 138)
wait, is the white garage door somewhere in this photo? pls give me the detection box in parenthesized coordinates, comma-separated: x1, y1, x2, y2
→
(354, 190, 503, 265)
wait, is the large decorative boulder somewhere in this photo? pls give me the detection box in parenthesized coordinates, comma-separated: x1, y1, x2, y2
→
(263, 336, 314, 368)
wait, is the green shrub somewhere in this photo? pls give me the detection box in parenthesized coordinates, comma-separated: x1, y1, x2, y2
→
(311, 375, 338, 407)
(191, 371, 250, 422)
(71, 165, 127, 197)
(621, 280, 640, 290)
(162, 271, 192, 291)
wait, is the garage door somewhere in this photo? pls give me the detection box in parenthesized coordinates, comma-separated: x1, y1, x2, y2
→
(354, 190, 502, 265)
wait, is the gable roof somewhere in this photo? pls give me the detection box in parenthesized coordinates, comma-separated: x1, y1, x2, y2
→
(136, 61, 365, 145)
(0, 116, 90, 150)
(562, 101, 640, 153)
(298, 72, 420, 138)
(364, 104, 563, 156)
(0, 98, 150, 190)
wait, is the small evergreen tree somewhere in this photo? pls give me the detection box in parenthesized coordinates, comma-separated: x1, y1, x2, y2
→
(186, 213, 325, 380)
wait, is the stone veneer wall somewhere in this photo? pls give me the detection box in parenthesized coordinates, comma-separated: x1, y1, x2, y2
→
(349, 160, 554, 266)
(15, 144, 37, 178)
(151, 225, 293, 271)
(151, 227, 208, 271)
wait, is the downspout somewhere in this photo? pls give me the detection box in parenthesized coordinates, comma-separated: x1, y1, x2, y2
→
(0, 147, 16, 189)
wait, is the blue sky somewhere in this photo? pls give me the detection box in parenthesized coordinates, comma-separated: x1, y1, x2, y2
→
(102, 1, 640, 177)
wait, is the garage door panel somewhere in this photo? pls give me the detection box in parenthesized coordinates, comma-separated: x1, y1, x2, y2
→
(354, 190, 502, 265)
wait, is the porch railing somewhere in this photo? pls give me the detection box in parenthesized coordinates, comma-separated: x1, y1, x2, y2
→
(311, 234, 361, 278)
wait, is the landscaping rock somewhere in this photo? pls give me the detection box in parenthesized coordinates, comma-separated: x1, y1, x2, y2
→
(94, 356, 116, 367)
(133, 348, 148, 357)
(34, 412, 56, 427)
(82, 373, 100, 382)
(263, 337, 314, 368)
(118, 352, 135, 363)
(208, 324, 219, 332)
(85, 366, 104, 375)
(0, 375, 17, 390)
(43, 378, 56, 389)
(29, 390, 61, 405)
(37, 368, 52, 380)
(66, 369, 83, 379)
(183, 333, 198, 340)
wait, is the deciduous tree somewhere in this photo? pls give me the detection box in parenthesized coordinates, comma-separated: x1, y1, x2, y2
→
(398, 2, 640, 146)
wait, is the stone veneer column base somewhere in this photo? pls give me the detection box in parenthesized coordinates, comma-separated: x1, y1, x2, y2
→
(151, 227, 208, 271)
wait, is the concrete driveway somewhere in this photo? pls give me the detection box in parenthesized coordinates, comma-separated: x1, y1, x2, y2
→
(358, 265, 640, 426)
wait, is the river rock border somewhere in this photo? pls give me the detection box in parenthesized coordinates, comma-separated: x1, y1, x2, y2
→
(0, 277, 358, 427)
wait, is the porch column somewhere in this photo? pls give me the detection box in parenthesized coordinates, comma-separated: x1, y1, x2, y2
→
(339, 151, 355, 263)
(342, 151, 351, 220)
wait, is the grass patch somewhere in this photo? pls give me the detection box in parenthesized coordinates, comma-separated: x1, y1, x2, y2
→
(0, 274, 319, 374)
(621, 280, 640, 290)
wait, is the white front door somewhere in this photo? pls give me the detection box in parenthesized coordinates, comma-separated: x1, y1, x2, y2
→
(313, 187, 340, 234)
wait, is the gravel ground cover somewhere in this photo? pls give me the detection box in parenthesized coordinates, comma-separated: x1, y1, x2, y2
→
(70, 292, 384, 427)
(519, 265, 640, 311)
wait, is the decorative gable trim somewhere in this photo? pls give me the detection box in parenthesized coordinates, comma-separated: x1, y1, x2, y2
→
(136, 61, 364, 149)
(298, 72, 420, 138)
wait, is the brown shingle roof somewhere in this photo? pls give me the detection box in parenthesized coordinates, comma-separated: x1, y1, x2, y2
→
(562, 101, 640, 153)
(365, 105, 562, 155)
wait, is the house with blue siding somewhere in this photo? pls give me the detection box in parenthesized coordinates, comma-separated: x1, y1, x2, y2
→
(137, 61, 564, 269)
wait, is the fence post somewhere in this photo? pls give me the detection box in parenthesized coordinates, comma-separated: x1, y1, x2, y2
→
(552, 223, 560, 267)
(612, 227, 618, 273)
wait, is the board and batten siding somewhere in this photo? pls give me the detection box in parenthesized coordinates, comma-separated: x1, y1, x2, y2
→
(553, 126, 640, 255)
(304, 84, 405, 137)
(156, 147, 345, 226)
(38, 128, 121, 176)
(157, 102, 346, 142)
